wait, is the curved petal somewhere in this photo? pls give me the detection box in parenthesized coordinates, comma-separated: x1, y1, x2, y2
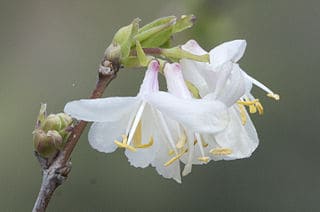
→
(151, 138, 182, 183)
(209, 40, 247, 68)
(181, 39, 208, 56)
(145, 92, 229, 134)
(212, 106, 259, 160)
(215, 64, 246, 107)
(88, 121, 125, 153)
(64, 97, 140, 122)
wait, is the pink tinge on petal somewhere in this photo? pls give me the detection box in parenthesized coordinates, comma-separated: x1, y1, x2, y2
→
(138, 60, 160, 96)
(181, 40, 208, 56)
(164, 63, 192, 99)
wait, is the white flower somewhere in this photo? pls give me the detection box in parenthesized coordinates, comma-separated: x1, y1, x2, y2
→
(147, 62, 231, 176)
(180, 39, 279, 160)
(64, 60, 229, 183)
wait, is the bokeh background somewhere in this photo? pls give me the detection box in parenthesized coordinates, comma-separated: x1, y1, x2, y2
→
(0, 0, 319, 211)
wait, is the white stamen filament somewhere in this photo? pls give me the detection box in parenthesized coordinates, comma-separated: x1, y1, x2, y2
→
(195, 133, 205, 158)
(246, 75, 275, 95)
(157, 111, 179, 155)
(127, 101, 146, 146)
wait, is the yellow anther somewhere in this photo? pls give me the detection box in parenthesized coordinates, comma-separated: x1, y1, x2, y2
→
(198, 156, 209, 163)
(164, 148, 188, 167)
(202, 141, 208, 148)
(176, 133, 186, 149)
(249, 104, 257, 114)
(135, 137, 154, 148)
(267, 93, 280, 101)
(255, 101, 264, 115)
(238, 104, 247, 125)
(194, 139, 208, 147)
(114, 140, 137, 152)
(210, 148, 232, 155)
(237, 99, 259, 106)
(168, 149, 175, 156)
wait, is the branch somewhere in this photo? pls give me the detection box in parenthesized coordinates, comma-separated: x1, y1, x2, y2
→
(32, 59, 120, 212)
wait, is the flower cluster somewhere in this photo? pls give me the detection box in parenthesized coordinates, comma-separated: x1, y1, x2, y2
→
(64, 38, 279, 183)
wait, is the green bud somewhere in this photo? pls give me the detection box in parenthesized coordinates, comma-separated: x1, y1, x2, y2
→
(33, 129, 61, 158)
(56, 113, 73, 129)
(108, 18, 140, 60)
(42, 114, 61, 132)
(161, 46, 209, 62)
(185, 80, 201, 99)
(172, 14, 196, 34)
(134, 17, 176, 47)
(121, 55, 154, 68)
(138, 16, 176, 33)
(135, 40, 149, 66)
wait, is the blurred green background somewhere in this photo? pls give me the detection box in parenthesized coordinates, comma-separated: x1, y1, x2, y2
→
(0, 0, 319, 211)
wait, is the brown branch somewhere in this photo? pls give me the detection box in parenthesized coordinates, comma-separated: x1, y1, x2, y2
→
(32, 59, 119, 212)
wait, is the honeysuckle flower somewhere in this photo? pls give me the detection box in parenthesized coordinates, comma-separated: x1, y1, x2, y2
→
(147, 62, 231, 176)
(64, 60, 229, 183)
(179, 39, 279, 161)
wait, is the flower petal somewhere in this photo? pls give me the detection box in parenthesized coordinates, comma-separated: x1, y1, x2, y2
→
(88, 121, 125, 153)
(212, 106, 259, 160)
(145, 92, 229, 134)
(180, 59, 210, 97)
(181, 39, 208, 56)
(64, 97, 140, 122)
(209, 40, 247, 68)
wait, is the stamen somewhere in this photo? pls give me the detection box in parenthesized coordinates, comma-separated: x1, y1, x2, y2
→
(267, 93, 280, 101)
(164, 148, 188, 167)
(210, 148, 232, 155)
(114, 135, 137, 152)
(135, 137, 154, 148)
(198, 156, 209, 163)
(255, 101, 264, 115)
(176, 133, 186, 149)
(238, 99, 264, 115)
(168, 149, 175, 156)
(195, 133, 208, 162)
(246, 74, 280, 100)
(127, 102, 146, 146)
(238, 103, 247, 125)
(157, 111, 178, 154)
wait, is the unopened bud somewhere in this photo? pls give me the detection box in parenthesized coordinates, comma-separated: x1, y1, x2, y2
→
(161, 46, 209, 62)
(42, 114, 61, 132)
(33, 129, 61, 158)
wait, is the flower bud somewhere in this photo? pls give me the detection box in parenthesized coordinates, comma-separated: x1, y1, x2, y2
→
(33, 104, 74, 157)
(161, 46, 209, 62)
(33, 129, 61, 158)
(42, 114, 61, 132)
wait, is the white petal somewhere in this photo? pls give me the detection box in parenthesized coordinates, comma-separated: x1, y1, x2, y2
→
(64, 97, 140, 122)
(212, 105, 259, 160)
(88, 120, 126, 153)
(125, 105, 158, 168)
(181, 39, 208, 56)
(180, 59, 210, 97)
(215, 64, 246, 107)
(145, 92, 229, 134)
(151, 142, 182, 183)
(164, 63, 192, 99)
(209, 40, 247, 68)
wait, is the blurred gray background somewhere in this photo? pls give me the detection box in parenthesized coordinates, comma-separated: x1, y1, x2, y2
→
(0, 0, 319, 211)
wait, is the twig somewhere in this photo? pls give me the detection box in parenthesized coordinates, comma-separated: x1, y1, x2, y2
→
(32, 59, 120, 212)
